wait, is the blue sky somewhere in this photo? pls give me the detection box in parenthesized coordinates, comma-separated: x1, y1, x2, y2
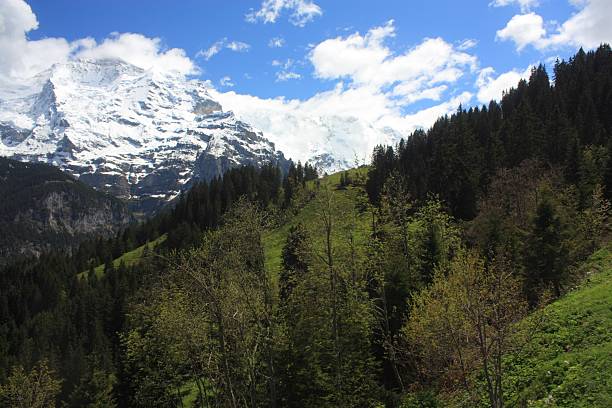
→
(2, 0, 611, 160)
(22, 0, 592, 102)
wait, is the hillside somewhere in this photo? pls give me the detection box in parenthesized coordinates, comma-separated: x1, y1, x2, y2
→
(264, 172, 612, 407)
(83, 167, 368, 281)
(0, 157, 131, 264)
(1, 46, 610, 407)
(59, 168, 612, 407)
(266, 172, 611, 407)
(263, 167, 370, 273)
(501, 247, 612, 407)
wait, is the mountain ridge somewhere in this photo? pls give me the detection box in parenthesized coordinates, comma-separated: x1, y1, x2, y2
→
(0, 58, 290, 212)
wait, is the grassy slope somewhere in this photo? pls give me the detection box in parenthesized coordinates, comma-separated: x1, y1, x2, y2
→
(262, 167, 371, 276)
(501, 247, 612, 407)
(81, 168, 370, 283)
(85, 167, 610, 407)
(263, 169, 611, 407)
(78, 234, 167, 279)
(181, 169, 372, 405)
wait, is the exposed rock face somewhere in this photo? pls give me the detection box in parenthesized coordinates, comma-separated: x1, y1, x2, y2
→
(0, 158, 131, 264)
(0, 59, 289, 213)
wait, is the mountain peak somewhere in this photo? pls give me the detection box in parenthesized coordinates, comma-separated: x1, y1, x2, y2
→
(0, 59, 288, 212)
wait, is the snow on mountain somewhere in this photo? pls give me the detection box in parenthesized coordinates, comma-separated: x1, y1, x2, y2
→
(0, 58, 408, 212)
(0, 59, 288, 210)
(212, 90, 405, 174)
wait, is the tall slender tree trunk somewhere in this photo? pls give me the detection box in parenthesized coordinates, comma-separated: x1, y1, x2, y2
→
(381, 283, 404, 392)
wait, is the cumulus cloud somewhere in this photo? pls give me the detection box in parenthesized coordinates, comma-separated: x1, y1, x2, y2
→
(78, 33, 197, 75)
(497, 0, 612, 51)
(0, 0, 71, 79)
(309, 20, 476, 99)
(196, 38, 250, 61)
(399, 92, 473, 129)
(496, 13, 546, 51)
(212, 22, 480, 164)
(246, 0, 322, 27)
(490, 0, 539, 12)
(214, 86, 474, 166)
(475, 66, 532, 103)
(0, 0, 197, 81)
(268, 37, 286, 48)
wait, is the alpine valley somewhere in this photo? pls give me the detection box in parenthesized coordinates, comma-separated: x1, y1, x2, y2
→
(2, 0, 612, 407)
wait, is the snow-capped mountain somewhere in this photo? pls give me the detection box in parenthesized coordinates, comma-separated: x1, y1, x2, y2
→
(0, 59, 289, 210)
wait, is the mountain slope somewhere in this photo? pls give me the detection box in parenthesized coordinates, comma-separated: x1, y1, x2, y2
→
(0, 157, 131, 263)
(94, 167, 611, 408)
(0, 59, 289, 212)
(500, 247, 612, 407)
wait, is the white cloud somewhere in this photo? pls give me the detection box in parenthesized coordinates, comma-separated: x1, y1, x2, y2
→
(457, 38, 478, 51)
(475, 65, 532, 103)
(392, 84, 448, 105)
(497, 0, 612, 51)
(214, 86, 474, 167)
(212, 22, 480, 165)
(545, 0, 612, 49)
(227, 41, 250, 52)
(246, 0, 322, 27)
(276, 71, 301, 81)
(268, 37, 286, 48)
(197, 38, 250, 61)
(309, 20, 476, 96)
(399, 92, 473, 129)
(78, 33, 197, 75)
(198, 41, 223, 60)
(496, 13, 546, 51)
(490, 0, 539, 12)
(0, 0, 197, 80)
(272, 59, 301, 81)
(219, 76, 234, 87)
(0, 0, 72, 79)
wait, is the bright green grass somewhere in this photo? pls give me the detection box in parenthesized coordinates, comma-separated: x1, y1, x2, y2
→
(502, 246, 612, 407)
(78, 234, 167, 279)
(263, 167, 371, 277)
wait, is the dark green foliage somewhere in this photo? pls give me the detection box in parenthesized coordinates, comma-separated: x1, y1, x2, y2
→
(0, 163, 286, 406)
(366, 45, 612, 220)
(524, 196, 567, 301)
(283, 161, 318, 206)
(366, 145, 396, 205)
(279, 223, 310, 301)
(603, 140, 612, 200)
(0, 46, 610, 408)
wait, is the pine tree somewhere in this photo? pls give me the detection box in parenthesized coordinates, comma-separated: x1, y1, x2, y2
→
(603, 140, 612, 200)
(524, 195, 566, 301)
(279, 223, 310, 302)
